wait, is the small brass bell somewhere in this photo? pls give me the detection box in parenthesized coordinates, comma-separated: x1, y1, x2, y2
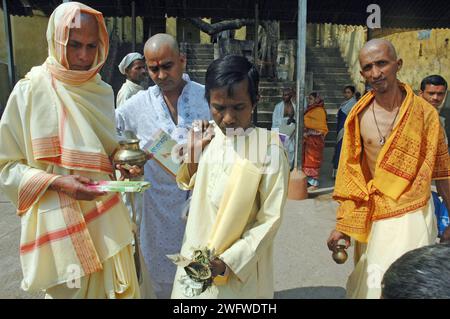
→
(332, 241, 348, 264)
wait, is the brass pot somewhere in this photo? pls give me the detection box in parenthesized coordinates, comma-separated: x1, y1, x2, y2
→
(332, 244, 348, 264)
(113, 139, 148, 176)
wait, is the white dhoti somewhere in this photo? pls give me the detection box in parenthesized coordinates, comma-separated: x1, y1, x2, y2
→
(346, 199, 438, 299)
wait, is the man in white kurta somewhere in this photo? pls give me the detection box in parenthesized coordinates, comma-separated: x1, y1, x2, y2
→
(116, 53, 147, 107)
(115, 33, 210, 298)
(171, 54, 289, 299)
(172, 127, 289, 298)
(272, 87, 296, 169)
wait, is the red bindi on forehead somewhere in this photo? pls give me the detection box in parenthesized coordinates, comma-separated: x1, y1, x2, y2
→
(147, 60, 161, 67)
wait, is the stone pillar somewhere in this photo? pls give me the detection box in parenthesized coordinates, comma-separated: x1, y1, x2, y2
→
(315, 24, 321, 47)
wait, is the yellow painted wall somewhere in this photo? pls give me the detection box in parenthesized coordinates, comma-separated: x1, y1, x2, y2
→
(0, 11, 49, 79)
(382, 29, 450, 91)
(200, 18, 211, 44)
(0, 10, 49, 105)
(334, 25, 367, 94)
(235, 26, 246, 40)
(166, 17, 177, 38)
(331, 26, 450, 93)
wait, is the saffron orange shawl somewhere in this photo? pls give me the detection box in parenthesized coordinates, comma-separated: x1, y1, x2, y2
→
(304, 102, 329, 135)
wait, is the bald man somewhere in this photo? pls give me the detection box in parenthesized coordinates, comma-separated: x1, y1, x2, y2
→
(327, 39, 450, 298)
(115, 33, 211, 298)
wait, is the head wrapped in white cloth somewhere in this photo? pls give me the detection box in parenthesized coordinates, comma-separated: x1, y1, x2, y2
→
(118, 52, 144, 75)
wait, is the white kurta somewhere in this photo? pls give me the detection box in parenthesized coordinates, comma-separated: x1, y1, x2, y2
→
(115, 79, 210, 298)
(272, 101, 295, 169)
(172, 127, 289, 299)
(116, 79, 145, 107)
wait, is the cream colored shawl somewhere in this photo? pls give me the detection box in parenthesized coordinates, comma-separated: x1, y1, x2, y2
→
(0, 2, 133, 292)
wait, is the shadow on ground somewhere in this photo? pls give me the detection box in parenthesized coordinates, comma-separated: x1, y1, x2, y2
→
(275, 286, 346, 299)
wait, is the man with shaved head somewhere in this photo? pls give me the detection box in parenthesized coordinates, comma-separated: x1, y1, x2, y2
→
(0, 2, 141, 298)
(116, 33, 210, 298)
(327, 39, 450, 298)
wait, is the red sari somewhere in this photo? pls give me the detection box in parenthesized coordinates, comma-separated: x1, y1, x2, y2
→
(303, 101, 328, 180)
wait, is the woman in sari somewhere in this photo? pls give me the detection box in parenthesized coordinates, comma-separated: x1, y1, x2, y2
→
(332, 85, 357, 177)
(303, 92, 328, 191)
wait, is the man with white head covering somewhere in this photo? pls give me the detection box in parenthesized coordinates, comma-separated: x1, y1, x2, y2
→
(0, 2, 143, 298)
(116, 52, 147, 107)
(116, 33, 211, 298)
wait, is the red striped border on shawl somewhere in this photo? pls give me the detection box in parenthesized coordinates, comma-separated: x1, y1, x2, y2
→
(19, 194, 120, 260)
(58, 193, 102, 274)
(32, 137, 113, 174)
(18, 172, 58, 214)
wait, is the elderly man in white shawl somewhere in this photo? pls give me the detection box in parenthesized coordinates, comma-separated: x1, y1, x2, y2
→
(116, 52, 147, 107)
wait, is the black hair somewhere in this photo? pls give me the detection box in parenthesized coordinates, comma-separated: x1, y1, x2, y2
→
(309, 92, 318, 98)
(204, 55, 259, 105)
(344, 85, 356, 94)
(420, 75, 448, 91)
(382, 243, 450, 299)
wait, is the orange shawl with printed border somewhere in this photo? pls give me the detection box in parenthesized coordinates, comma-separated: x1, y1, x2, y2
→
(333, 83, 450, 243)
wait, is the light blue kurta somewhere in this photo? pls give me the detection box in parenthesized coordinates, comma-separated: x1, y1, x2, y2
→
(272, 101, 295, 169)
(115, 78, 211, 298)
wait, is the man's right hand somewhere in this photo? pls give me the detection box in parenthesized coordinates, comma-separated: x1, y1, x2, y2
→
(49, 175, 107, 201)
(185, 120, 215, 175)
(327, 229, 351, 252)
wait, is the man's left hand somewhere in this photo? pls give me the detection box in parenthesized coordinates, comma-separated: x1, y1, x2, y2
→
(115, 151, 153, 180)
(209, 258, 226, 277)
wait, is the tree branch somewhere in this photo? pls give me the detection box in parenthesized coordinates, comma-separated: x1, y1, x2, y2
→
(186, 18, 255, 36)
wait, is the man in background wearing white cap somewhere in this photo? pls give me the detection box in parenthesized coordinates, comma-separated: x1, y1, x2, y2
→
(116, 52, 147, 107)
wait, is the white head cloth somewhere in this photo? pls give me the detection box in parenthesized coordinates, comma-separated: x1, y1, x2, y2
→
(118, 52, 144, 75)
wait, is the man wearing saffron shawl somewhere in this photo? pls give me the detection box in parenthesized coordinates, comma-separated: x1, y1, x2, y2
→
(332, 85, 357, 178)
(327, 39, 450, 299)
(0, 2, 142, 298)
(303, 92, 328, 191)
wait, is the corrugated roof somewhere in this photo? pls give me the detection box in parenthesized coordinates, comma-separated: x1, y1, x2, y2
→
(2, 0, 450, 29)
